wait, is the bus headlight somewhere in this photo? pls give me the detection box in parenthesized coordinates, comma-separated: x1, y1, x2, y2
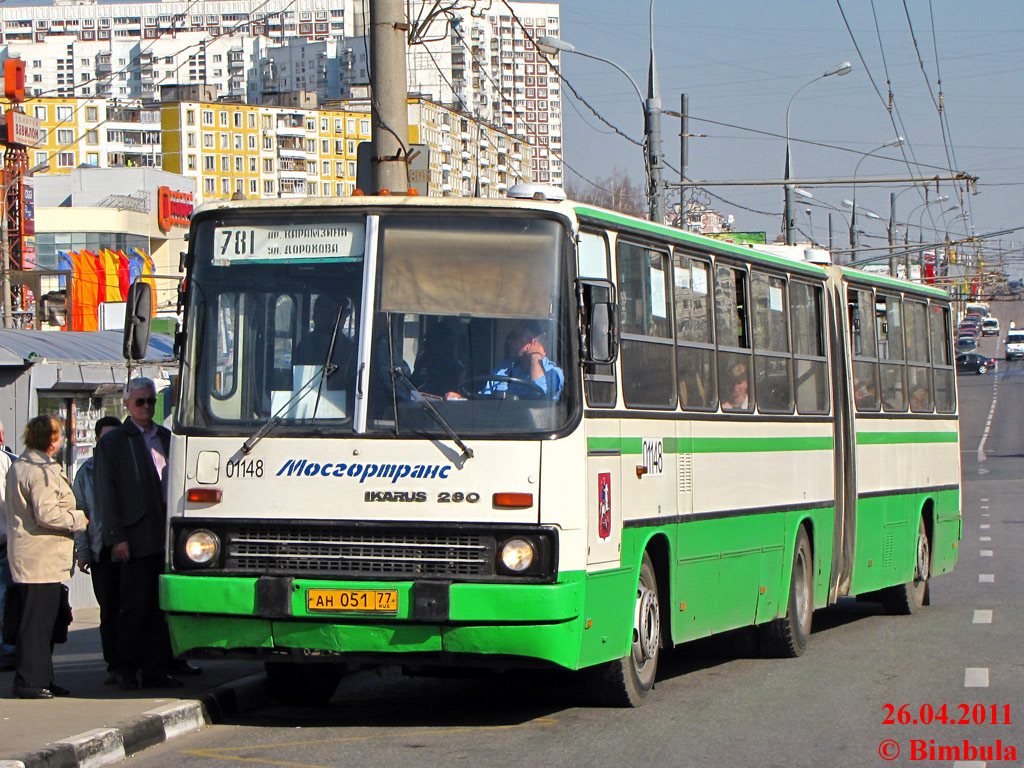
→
(184, 529, 220, 565)
(499, 538, 535, 572)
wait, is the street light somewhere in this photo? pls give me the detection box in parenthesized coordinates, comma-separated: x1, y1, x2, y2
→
(537, 0, 667, 223)
(784, 61, 853, 245)
(2, 160, 50, 329)
(849, 138, 903, 255)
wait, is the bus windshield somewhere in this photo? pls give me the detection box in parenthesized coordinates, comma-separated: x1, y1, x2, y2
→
(179, 210, 575, 438)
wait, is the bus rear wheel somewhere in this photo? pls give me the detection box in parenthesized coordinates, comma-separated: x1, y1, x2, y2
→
(762, 526, 813, 658)
(265, 661, 344, 706)
(587, 552, 660, 707)
(882, 518, 930, 615)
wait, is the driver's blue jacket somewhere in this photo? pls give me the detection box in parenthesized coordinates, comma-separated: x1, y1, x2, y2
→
(481, 357, 564, 400)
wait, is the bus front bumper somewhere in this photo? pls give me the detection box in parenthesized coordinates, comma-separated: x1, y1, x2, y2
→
(160, 573, 586, 669)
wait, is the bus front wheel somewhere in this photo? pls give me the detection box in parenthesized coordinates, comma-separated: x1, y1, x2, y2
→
(587, 552, 660, 707)
(762, 526, 813, 658)
(882, 518, 930, 615)
(265, 661, 344, 706)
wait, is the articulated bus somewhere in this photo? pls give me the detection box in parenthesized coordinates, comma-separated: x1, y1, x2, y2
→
(163, 188, 961, 706)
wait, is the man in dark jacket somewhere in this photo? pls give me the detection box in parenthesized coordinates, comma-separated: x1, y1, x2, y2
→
(94, 377, 182, 690)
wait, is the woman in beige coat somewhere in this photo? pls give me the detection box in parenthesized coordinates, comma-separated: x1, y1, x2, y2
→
(4, 414, 87, 699)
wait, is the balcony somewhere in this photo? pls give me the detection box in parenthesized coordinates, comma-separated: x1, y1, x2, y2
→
(276, 122, 306, 138)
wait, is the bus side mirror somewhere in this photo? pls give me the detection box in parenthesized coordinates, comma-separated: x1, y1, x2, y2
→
(589, 302, 618, 364)
(123, 281, 153, 360)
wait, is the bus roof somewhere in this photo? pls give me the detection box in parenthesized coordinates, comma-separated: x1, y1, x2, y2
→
(189, 195, 950, 300)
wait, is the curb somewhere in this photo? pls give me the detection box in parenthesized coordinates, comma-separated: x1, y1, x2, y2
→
(0, 673, 268, 768)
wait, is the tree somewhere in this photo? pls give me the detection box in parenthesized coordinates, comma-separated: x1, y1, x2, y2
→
(564, 168, 647, 218)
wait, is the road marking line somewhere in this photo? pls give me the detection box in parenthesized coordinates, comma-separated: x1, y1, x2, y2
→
(980, 536, 992, 542)
(976, 378, 998, 462)
(980, 524, 990, 529)
(980, 550, 993, 557)
(981, 498, 989, 502)
(979, 574, 995, 583)
(952, 761, 987, 767)
(981, 513, 990, 517)
(964, 667, 990, 687)
(973, 610, 993, 624)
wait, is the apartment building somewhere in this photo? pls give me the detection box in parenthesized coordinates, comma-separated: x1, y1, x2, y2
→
(25, 97, 162, 171)
(0, 0, 349, 46)
(0, 0, 561, 187)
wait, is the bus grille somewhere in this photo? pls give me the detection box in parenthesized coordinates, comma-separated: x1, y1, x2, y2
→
(225, 524, 492, 578)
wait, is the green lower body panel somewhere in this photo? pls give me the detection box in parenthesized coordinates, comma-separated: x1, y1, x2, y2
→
(850, 488, 960, 595)
(161, 572, 588, 670)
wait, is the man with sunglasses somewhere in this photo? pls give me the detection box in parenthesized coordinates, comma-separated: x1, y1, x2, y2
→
(94, 377, 186, 689)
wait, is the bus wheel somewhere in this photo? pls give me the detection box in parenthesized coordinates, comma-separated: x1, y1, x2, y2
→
(265, 661, 344, 706)
(587, 552, 660, 707)
(882, 518, 930, 615)
(762, 526, 813, 658)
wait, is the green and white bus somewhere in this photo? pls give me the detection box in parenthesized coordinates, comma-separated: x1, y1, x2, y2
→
(163, 188, 961, 706)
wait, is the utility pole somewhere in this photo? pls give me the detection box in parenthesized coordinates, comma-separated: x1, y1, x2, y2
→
(368, 0, 409, 193)
(645, 2, 666, 224)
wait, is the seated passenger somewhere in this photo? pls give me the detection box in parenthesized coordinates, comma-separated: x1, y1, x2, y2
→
(720, 361, 750, 410)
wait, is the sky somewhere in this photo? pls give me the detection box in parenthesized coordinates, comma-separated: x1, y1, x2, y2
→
(555, 0, 1024, 270)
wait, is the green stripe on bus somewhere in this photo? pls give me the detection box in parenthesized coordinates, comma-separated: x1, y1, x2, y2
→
(856, 431, 958, 445)
(691, 436, 833, 453)
(588, 436, 833, 453)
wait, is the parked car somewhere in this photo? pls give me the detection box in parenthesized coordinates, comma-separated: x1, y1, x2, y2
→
(957, 353, 996, 374)
(955, 335, 978, 353)
(982, 317, 1000, 336)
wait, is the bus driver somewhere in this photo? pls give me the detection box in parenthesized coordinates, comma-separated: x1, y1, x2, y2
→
(446, 320, 564, 401)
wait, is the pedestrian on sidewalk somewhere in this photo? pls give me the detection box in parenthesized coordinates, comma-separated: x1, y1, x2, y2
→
(0, 418, 18, 671)
(4, 414, 87, 699)
(95, 378, 195, 690)
(73, 415, 124, 684)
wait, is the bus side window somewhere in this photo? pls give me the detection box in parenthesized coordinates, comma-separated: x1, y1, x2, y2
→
(715, 263, 753, 412)
(751, 270, 793, 414)
(791, 281, 829, 414)
(905, 300, 932, 412)
(673, 251, 716, 410)
(878, 294, 907, 411)
(616, 240, 676, 409)
(930, 304, 956, 413)
(850, 287, 879, 412)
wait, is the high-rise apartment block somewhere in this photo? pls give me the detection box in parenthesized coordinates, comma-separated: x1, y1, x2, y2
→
(0, 0, 561, 187)
(17, 94, 530, 201)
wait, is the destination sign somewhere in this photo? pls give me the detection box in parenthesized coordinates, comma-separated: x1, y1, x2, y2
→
(212, 222, 365, 266)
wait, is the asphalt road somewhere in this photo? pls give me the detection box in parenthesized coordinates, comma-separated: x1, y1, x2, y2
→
(126, 304, 1024, 768)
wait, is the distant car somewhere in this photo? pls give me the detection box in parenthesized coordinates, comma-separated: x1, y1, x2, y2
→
(957, 353, 995, 374)
(955, 336, 978, 353)
(1006, 330, 1024, 360)
(982, 318, 1000, 336)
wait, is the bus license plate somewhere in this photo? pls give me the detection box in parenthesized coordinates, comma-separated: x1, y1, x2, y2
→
(307, 588, 398, 613)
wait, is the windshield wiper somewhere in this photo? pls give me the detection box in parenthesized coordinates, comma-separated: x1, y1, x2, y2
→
(240, 362, 337, 455)
(390, 366, 474, 463)
(310, 304, 347, 423)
